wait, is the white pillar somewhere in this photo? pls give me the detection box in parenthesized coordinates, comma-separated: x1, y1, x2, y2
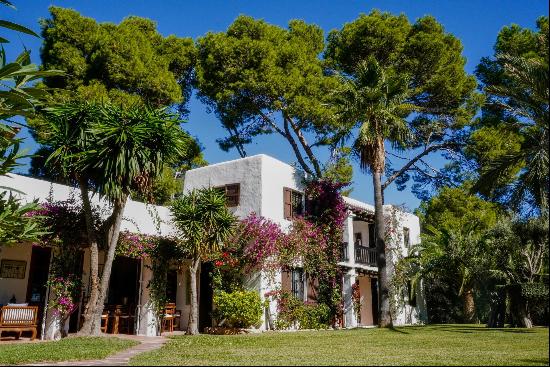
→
(343, 268, 357, 328)
(136, 258, 157, 336)
(346, 213, 355, 265)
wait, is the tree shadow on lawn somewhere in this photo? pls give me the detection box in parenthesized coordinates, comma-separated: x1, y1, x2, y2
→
(403, 324, 540, 334)
(521, 358, 550, 365)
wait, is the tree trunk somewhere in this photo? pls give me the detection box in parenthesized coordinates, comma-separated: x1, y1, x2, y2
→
(462, 288, 477, 323)
(76, 178, 101, 336)
(78, 196, 127, 336)
(509, 285, 533, 328)
(487, 287, 506, 328)
(373, 171, 392, 328)
(187, 258, 201, 335)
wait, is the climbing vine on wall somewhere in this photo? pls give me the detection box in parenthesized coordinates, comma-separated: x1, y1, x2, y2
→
(210, 179, 349, 326)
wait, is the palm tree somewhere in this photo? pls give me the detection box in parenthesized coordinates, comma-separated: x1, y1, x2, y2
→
(37, 102, 194, 335)
(170, 188, 235, 335)
(1, 0, 62, 245)
(335, 57, 415, 327)
(475, 54, 549, 212)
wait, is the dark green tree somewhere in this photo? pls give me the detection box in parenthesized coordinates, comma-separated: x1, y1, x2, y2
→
(413, 185, 501, 323)
(38, 6, 196, 112)
(326, 10, 477, 327)
(472, 17, 549, 213)
(195, 15, 342, 178)
(29, 6, 201, 196)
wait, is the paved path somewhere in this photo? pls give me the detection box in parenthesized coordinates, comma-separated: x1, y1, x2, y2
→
(28, 335, 167, 366)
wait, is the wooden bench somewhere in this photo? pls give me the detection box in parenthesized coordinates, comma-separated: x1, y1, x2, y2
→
(0, 305, 39, 340)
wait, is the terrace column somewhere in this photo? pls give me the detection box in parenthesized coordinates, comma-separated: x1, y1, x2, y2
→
(343, 268, 358, 328)
(136, 258, 157, 336)
(346, 213, 355, 266)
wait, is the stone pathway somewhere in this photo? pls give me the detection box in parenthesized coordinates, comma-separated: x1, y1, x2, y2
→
(28, 335, 167, 366)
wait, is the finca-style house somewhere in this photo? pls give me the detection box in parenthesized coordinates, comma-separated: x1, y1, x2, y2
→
(0, 154, 426, 338)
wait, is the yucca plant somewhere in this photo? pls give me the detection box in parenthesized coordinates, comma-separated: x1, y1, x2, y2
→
(0, 0, 61, 246)
(171, 188, 235, 334)
(38, 101, 198, 335)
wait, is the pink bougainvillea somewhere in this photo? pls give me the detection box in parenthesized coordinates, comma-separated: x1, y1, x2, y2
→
(116, 230, 159, 259)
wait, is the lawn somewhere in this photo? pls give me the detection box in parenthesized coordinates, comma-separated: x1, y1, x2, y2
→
(0, 336, 138, 365)
(130, 325, 549, 366)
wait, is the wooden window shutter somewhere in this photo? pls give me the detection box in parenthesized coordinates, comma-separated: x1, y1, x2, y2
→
(283, 188, 292, 220)
(226, 183, 240, 207)
(307, 276, 318, 304)
(281, 270, 291, 292)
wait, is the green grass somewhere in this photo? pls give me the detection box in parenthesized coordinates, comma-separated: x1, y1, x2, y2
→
(130, 325, 549, 366)
(0, 336, 138, 365)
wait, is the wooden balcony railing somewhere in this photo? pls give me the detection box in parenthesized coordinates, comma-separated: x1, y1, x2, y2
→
(355, 245, 377, 266)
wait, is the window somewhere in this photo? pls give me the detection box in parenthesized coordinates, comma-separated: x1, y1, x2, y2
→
(403, 227, 410, 248)
(291, 268, 305, 300)
(368, 223, 376, 248)
(354, 232, 363, 246)
(283, 187, 304, 220)
(215, 183, 240, 207)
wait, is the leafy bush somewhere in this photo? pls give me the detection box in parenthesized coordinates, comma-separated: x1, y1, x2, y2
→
(298, 303, 331, 329)
(272, 291, 330, 330)
(213, 290, 263, 328)
(273, 291, 304, 329)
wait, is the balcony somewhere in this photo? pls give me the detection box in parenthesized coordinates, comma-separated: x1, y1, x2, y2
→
(355, 245, 377, 267)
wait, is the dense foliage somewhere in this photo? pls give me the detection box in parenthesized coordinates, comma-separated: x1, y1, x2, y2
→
(400, 186, 548, 326)
(195, 15, 343, 178)
(212, 290, 263, 329)
(471, 16, 548, 213)
(27, 7, 204, 204)
(266, 290, 331, 330)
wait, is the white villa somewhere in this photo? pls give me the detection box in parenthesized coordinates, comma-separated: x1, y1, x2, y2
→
(0, 154, 426, 338)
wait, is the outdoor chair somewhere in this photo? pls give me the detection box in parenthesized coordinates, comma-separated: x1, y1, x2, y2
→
(100, 308, 110, 333)
(163, 303, 176, 333)
(0, 305, 39, 340)
(115, 305, 135, 334)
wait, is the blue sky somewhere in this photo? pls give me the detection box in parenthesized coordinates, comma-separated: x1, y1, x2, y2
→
(3, 0, 548, 211)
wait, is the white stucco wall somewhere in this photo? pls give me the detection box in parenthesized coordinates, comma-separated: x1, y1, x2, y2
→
(183, 155, 264, 219)
(0, 174, 174, 237)
(259, 155, 305, 231)
(0, 174, 176, 336)
(0, 243, 33, 305)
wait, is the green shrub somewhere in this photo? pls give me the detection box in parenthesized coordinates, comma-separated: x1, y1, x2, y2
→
(297, 303, 331, 329)
(273, 291, 331, 330)
(213, 290, 263, 328)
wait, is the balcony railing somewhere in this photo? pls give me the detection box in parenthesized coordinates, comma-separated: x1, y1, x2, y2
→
(355, 245, 377, 267)
(340, 242, 349, 262)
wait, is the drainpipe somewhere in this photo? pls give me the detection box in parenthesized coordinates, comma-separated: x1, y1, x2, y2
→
(40, 249, 54, 340)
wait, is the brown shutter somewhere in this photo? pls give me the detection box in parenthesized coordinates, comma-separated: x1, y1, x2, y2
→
(307, 276, 318, 304)
(283, 188, 292, 219)
(226, 183, 240, 207)
(281, 270, 291, 292)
